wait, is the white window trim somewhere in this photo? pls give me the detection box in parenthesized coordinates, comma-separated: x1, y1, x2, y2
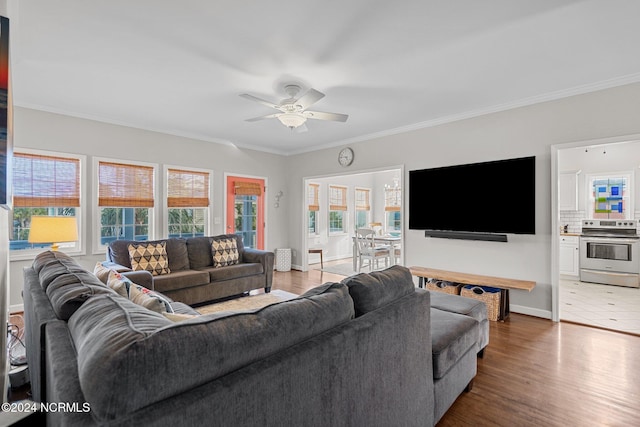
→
(92, 156, 159, 255)
(163, 164, 213, 238)
(354, 186, 371, 229)
(328, 185, 349, 236)
(10, 148, 87, 262)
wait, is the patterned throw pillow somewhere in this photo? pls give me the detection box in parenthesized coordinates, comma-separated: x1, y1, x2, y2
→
(107, 270, 174, 314)
(93, 261, 113, 284)
(211, 238, 239, 268)
(128, 242, 171, 276)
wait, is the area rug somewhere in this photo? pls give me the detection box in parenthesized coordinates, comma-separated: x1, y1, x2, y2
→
(196, 290, 298, 315)
(320, 262, 388, 277)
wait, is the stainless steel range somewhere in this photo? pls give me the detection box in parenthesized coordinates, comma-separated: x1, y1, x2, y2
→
(580, 219, 640, 288)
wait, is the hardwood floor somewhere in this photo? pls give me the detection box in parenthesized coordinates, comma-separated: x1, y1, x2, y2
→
(272, 265, 640, 427)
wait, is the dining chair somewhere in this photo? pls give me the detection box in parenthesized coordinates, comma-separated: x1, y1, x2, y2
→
(355, 228, 390, 272)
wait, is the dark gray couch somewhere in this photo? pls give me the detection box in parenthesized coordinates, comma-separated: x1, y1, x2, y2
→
(24, 251, 483, 426)
(106, 234, 274, 305)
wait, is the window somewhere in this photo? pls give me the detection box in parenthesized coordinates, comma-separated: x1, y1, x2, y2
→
(355, 188, 370, 229)
(385, 180, 402, 232)
(308, 183, 319, 235)
(167, 167, 210, 238)
(97, 159, 155, 249)
(329, 185, 347, 234)
(588, 173, 632, 219)
(11, 151, 82, 256)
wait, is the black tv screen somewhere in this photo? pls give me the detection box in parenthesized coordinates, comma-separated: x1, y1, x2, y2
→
(409, 156, 535, 235)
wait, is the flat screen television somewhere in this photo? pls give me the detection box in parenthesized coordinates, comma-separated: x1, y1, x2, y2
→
(409, 156, 535, 239)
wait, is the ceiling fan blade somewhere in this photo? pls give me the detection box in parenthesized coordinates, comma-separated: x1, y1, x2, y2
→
(304, 110, 349, 122)
(295, 123, 308, 133)
(294, 88, 325, 110)
(245, 113, 281, 122)
(240, 93, 280, 110)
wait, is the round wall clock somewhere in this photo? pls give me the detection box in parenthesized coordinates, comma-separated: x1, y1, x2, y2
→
(338, 147, 354, 167)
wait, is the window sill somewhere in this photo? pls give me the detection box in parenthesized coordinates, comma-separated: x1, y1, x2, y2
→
(10, 249, 85, 263)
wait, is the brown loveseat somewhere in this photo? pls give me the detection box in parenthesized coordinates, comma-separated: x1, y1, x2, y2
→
(106, 234, 274, 305)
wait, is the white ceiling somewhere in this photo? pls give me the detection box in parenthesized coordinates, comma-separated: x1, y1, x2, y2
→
(9, 0, 640, 155)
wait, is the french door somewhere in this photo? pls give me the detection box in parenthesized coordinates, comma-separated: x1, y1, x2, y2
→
(225, 175, 265, 250)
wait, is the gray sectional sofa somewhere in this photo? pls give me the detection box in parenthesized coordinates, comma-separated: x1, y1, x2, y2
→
(106, 234, 274, 305)
(23, 251, 487, 426)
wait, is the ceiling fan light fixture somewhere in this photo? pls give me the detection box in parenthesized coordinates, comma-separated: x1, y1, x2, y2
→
(278, 113, 307, 129)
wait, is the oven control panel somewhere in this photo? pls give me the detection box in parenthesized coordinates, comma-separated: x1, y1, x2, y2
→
(582, 219, 638, 229)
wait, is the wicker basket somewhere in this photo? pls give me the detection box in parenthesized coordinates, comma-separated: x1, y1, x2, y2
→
(460, 285, 501, 321)
(426, 279, 461, 295)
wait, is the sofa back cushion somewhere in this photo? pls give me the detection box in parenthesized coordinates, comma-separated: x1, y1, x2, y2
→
(32, 251, 117, 320)
(341, 265, 416, 316)
(47, 271, 117, 320)
(108, 238, 190, 272)
(33, 251, 89, 291)
(186, 235, 244, 269)
(68, 282, 354, 422)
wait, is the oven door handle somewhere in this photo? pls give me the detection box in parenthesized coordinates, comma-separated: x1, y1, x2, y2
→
(581, 237, 640, 244)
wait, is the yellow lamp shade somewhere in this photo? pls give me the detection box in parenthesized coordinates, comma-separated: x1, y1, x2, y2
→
(28, 216, 78, 251)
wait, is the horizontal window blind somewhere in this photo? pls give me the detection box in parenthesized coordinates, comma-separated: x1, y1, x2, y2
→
(13, 152, 80, 207)
(98, 161, 154, 207)
(167, 168, 210, 207)
(234, 181, 262, 196)
(355, 188, 370, 211)
(308, 183, 319, 211)
(329, 185, 347, 211)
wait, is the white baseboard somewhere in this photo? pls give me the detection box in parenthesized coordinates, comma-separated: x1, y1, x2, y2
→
(510, 304, 552, 320)
(9, 303, 24, 314)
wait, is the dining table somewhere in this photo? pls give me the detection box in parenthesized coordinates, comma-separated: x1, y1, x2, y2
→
(352, 235, 402, 271)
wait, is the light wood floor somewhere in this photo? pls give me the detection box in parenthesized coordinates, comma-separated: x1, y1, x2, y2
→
(272, 266, 640, 427)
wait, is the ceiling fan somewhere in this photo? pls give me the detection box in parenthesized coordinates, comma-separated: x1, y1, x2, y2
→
(240, 84, 348, 132)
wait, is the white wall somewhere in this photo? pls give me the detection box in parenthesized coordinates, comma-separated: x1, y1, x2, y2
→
(287, 82, 640, 318)
(9, 107, 290, 309)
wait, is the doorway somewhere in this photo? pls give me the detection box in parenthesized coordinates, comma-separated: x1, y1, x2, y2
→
(555, 138, 640, 335)
(303, 167, 404, 275)
(226, 175, 265, 250)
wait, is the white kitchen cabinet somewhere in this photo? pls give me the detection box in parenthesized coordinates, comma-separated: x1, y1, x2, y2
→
(559, 235, 579, 277)
(559, 170, 580, 211)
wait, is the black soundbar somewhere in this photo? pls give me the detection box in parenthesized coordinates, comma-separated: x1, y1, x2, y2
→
(424, 230, 508, 242)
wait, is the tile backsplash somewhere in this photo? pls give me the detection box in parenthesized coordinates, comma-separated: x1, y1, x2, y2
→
(560, 210, 640, 234)
(559, 211, 585, 234)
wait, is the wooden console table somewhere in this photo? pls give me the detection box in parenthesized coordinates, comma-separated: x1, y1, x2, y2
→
(409, 266, 536, 321)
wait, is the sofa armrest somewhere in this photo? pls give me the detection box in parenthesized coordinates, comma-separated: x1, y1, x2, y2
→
(100, 262, 154, 289)
(242, 248, 275, 291)
(121, 271, 154, 290)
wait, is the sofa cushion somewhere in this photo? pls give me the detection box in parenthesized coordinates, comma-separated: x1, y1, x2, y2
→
(34, 251, 89, 291)
(211, 238, 240, 267)
(128, 242, 171, 276)
(68, 282, 354, 422)
(107, 270, 174, 314)
(341, 265, 415, 316)
(186, 236, 214, 268)
(152, 270, 210, 293)
(430, 308, 479, 379)
(198, 263, 264, 282)
(46, 271, 117, 320)
(430, 291, 488, 324)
